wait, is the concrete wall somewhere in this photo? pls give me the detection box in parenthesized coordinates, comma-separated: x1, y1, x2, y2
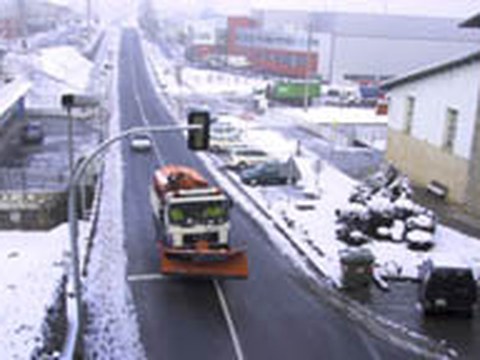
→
(386, 128, 470, 204)
(466, 90, 480, 215)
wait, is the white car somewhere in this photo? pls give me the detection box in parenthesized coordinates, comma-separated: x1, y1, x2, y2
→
(130, 134, 153, 152)
(210, 117, 243, 153)
(227, 147, 270, 169)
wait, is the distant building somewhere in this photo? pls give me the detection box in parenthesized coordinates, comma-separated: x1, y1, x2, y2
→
(382, 50, 480, 215)
(231, 10, 480, 83)
(0, 0, 19, 39)
(0, 0, 72, 40)
(227, 15, 318, 78)
(186, 18, 225, 62)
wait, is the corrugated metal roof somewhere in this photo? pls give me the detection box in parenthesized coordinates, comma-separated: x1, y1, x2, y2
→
(381, 49, 480, 91)
(0, 78, 31, 116)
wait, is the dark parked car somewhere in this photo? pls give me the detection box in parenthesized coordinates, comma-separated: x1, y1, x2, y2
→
(419, 258, 477, 316)
(20, 122, 44, 144)
(240, 159, 301, 186)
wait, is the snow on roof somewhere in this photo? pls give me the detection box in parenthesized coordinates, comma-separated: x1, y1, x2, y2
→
(38, 46, 93, 91)
(382, 49, 480, 91)
(0, 78, 31, 116)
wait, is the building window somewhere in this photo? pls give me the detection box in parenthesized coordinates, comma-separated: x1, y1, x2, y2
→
(404, 96, 415, 134)
(443, 108, 458, 153)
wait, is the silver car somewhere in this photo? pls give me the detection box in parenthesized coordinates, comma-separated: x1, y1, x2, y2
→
(130, 134, 153, 152)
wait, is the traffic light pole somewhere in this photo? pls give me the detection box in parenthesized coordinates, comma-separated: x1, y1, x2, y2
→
(67, 124, 201, 356)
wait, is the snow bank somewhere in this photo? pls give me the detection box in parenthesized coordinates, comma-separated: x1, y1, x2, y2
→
(281, 106, 387, 125)
(142, 40, 266, 98)
(82, 28, 146, 360)
(0, 225, 69, 358)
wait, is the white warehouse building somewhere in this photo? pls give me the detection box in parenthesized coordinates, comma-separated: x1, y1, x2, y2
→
(383, 50, 480, 215)
(252, 10, 480, 84)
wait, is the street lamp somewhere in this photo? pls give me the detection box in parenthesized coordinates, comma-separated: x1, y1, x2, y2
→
(61, 93, 100, 177)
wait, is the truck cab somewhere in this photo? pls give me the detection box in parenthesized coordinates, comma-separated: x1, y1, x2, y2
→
(150, 165, 248, 278)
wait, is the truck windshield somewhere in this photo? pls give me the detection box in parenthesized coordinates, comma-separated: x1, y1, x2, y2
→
(168, 200, 229, 225)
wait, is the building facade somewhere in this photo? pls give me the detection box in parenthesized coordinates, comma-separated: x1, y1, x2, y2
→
(226, 16, 319, 78)
(186, 18, 226, 62)
(383, 51, 480, 214)
(0, 0, 19, 39)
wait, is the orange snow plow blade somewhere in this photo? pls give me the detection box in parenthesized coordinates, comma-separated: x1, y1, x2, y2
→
(159, 242, 248, 279)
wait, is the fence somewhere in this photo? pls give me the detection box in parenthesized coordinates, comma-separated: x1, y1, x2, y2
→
(0, 167, 68, 191)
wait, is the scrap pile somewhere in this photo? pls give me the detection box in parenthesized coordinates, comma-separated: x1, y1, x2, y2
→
(335, 166, 437, 251)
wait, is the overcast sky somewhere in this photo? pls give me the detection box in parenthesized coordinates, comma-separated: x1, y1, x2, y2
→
(55, 0, 478, 21)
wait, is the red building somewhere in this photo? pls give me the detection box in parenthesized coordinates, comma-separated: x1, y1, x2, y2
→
(226, 16, 318, 78)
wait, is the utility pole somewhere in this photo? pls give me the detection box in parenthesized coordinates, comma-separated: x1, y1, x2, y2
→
(87, 0, 92, 41)
(303, 14, 313, 112)
(17, 0, 27, 39)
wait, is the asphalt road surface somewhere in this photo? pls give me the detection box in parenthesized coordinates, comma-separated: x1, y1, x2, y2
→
(119, 28, 416, 360)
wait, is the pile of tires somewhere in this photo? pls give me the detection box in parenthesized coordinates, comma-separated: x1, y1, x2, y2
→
(335, 167, 436, 251)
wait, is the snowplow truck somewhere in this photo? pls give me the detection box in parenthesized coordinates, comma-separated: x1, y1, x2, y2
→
(150, 165, 248, 278)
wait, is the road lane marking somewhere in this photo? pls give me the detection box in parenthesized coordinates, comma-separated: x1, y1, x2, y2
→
(128, 48, 165, 166)
(127, 273, 167, 283)
(214, 280, 245, 360)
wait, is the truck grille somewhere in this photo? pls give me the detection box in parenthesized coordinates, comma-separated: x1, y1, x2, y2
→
(183, 232, 219, 247)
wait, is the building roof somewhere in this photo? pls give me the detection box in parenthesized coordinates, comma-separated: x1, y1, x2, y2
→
(0, 78, 31, 116)
(460, 13, 480, 28)
(381, 49, 480, 91)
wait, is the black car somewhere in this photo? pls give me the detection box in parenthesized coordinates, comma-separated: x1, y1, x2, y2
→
(240, 159, 301, 186)
(419, 258, 477, 316)
(20, 122, 44, 144)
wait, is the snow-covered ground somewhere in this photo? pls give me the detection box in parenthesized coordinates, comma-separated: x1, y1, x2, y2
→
(280, 106, 388, 125)
(143, 40, 267, 97)
(0, 26, 118, 357)
(0, 226, 68, 358)
(4, 45, 93, 109)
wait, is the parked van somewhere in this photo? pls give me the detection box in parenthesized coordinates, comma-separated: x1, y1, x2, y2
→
(418, 257, 477, 316)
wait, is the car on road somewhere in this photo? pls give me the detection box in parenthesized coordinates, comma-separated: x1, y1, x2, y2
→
(240, 159, 301, 186)
(130, 134, 153, 152)
(227, 147, 270, 169)
(20, 122, 44, 145)
(418, 257, 477, 316)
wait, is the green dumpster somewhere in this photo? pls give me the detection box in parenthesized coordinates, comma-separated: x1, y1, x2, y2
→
(339, 248, 375, 289)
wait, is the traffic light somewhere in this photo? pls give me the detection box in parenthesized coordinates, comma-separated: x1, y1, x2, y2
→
(61, 94, 100, 109)
(187, 110, 210, 150)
